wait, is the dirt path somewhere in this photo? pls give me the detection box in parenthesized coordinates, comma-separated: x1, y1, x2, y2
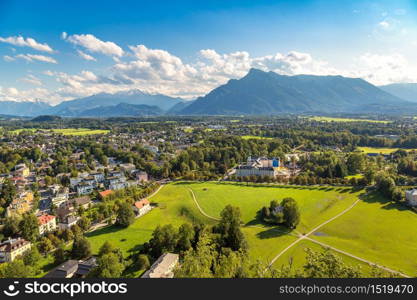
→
(188, 188, 220, 221)
(304, 236, 410, 278)
(267, 199, 361, 267)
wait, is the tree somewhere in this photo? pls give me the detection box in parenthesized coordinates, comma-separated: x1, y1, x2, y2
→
(0, 259, 33, 278)
(281, 197, 300, 229)
(176, 223, 195, 252)
(71, 236, 92, 259)
(215, 205, 247, 251)
(148, 224, 178, 258)
(137, 254, 150, 270)
(115, 202, 135, 227)
(38, 237, 54, 254)
(54, 244, 67, 264)
(92, 253, 124, 278)
(2, 216, 20, 237)
(23, 247, 41, 270)
(77, 216, 91, 232)
(19, 213, 39, 242)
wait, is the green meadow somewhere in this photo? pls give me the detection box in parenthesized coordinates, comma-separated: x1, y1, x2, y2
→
(10, 128, 110, 135)
(85, 181, 417, 276)
(309, 116, 390, 123)
(241, 135, 274, 140)
(357, 146, 417, 154)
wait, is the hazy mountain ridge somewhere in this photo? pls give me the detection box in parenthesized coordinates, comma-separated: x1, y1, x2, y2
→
(379, 83, 417, 103)
(77, 103, 164, 117)
(180, 69, 411, 115)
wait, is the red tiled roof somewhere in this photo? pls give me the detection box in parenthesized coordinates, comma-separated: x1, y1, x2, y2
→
(134, 199, 150, 209)
(38, 214, 56, 225)
(99, 190, 113, 198)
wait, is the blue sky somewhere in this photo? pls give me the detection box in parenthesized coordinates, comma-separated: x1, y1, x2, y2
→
(0, 0, 416, 104)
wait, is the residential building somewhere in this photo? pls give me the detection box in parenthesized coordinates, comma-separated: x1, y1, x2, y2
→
(58, 215, 79, 230)
(406, 189, 417, 207)
(6, 191, 34, 217)
(44, 257, 97, 278)
(0, 238, 32, 263)
(99, 190, 113, 199)
(133, 199, 151, 217)
(38, 214, 57, 235)
(13, 163, 30, 178)
(135, 171, 149, 183)
(141, 253, 179, 278)
(76, 182, 94, 195)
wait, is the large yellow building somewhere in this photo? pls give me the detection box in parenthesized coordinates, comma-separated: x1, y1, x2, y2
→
(0, 238, 32, 263)
(6, 192, 35, 217)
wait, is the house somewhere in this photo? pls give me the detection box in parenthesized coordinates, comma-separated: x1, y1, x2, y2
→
(44, 257, 97, 278)
(0, 238, 32, 263)
(133, 199, 151, 217)
(58, 215, 79, 230)
(108, 171, 123, 178)
(71, 196, 91, 209)
(90, 172, 105, 184)
(76, 182, 94, 195)
(406, 189, 417, 207)
(135, 171, 149, 183)
(119, 163, 136, 173)
(141, 253, 179, 278)
(6, 191, 34, 217)
(99, 190, 113, 199)
(38, 214, 57, 235)
(13, 163, 30, 177)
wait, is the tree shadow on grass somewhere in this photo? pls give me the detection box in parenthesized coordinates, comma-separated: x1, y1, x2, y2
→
(256, 226, 293, 239)
(85, 224, 126, 238)
(360, 191, 412, 212)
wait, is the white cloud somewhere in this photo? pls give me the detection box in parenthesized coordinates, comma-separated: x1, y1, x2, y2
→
(77, 50, 97, 61)
(3, 55, 15, 62)
(0, 86, 58, 103)
(378, 20, 390, 30)
(0, 36, 54, 53)
(20, 74, 43, 86)
(64, 33, 124, 57)
(14, 54, 57, 64)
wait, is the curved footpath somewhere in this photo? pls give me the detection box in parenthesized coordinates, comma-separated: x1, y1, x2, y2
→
(186, 186, 409, 277)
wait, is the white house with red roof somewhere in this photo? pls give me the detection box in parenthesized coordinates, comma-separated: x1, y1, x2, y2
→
(38, 214, 57, 235)
(133, 199, 151, 217)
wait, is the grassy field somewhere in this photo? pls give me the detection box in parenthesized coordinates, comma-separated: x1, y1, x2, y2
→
(241, 135, 274, 140)
(190, 182, 363, 233)
(309, 116, 390, 123)
(356, 147, 417, 154)
(10, 128, 109, 135)
(312, 193, 417, 276)
(86, 184, 215, 256)
(85, 181, 417, 276)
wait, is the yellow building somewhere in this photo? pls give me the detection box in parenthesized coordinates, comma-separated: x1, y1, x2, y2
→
(6, 192, 34, 217)
(0, 238, 32, 263)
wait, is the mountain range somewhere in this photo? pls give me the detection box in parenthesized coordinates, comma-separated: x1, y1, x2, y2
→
(1, 69, 416, 117)
(379, 83, 417, 103)
(181, 69, 411, 115)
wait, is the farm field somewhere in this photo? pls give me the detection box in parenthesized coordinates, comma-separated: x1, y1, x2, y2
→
(10, 128, 110, 135)
(356, 147, 417, 154)
(309, 116, 390, 123)
(241, 135, 274, 140)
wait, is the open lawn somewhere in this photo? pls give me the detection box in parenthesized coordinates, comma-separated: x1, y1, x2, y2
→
(309, 116, 390, 123)
(189, 182, 363, 233)
(241, 135, 274, 140)
(312, 193, 417, 276)
(86, 184, 215, 257)
(356, 147, 417, 154)
(85, 181, 417, 276)
(10, 128, 109, 135)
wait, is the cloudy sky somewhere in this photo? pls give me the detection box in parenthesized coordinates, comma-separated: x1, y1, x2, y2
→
(0, 0, 417, 104)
